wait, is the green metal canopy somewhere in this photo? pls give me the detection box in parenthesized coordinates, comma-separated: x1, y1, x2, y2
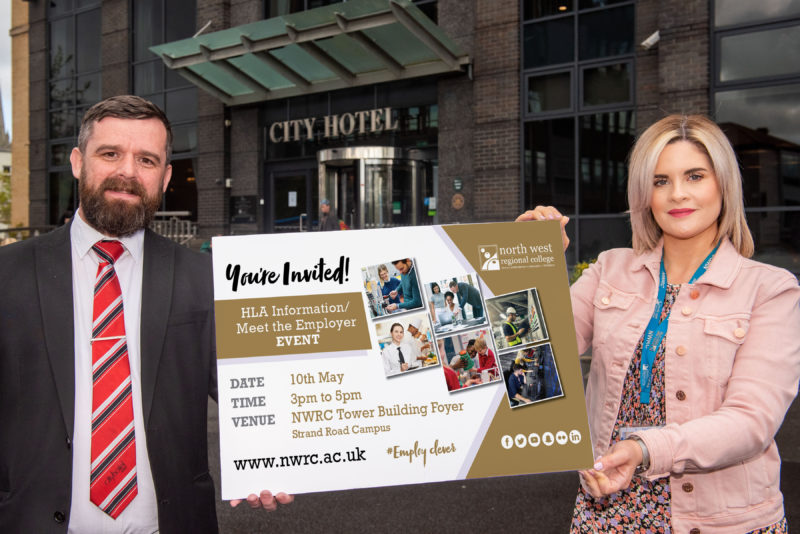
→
(149, 0, 470, 106)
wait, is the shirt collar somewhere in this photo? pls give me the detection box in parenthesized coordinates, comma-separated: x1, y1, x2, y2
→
(631, 237, 742, 289)
(71, 209, 145, 264)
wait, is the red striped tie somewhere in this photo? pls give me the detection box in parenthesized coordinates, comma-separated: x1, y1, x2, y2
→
(90, 240, 137, 518)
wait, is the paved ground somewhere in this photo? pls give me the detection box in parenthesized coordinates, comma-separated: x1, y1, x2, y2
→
(208, 397, 800, 533)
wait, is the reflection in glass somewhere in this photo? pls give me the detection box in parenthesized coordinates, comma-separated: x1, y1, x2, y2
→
(76, 9, 101, 73)
(172, 123, 198, 154)
(578, 0, 629, 8)
(715, 0, 800, 27)
(49, 0, 74, 18)
(50, 110, 77, 139)
(578, 5, 634, 60)
(50, 18, 75, 78)
(578, 111, 634, 213)
(135, 61, 164, 95)
(50, 79, 75, 108)
(748, 211, 800, 273)
(163, 158, 198, 220)
(523, 18, 574, 69)
(523, 118, 575, 212)
(583, 62, 630, 106)
(719, 25, 800, 82)
(716, 83, 800, 145)
(134, 0, 162, 61)
(76, 73, 101, 106)
(50, 143, 72, 167)
(523, 0, 572, 20)
(527, 72, 571, 113)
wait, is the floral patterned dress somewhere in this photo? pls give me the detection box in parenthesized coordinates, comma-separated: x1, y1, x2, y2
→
(571, 284, 787, 533)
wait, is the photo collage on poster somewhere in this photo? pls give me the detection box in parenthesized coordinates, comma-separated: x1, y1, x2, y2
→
(362, 259, 560, 406)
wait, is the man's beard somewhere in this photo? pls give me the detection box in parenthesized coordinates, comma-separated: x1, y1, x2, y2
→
(79, 171, 163, 237)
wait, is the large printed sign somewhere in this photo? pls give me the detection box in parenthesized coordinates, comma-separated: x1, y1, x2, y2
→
(212, 221, 593, 498)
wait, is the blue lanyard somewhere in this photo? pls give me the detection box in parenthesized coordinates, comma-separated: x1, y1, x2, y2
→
(639, 243, 720, 404)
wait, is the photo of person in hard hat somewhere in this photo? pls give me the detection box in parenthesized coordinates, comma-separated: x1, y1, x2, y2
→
(485, 288, 549, 353)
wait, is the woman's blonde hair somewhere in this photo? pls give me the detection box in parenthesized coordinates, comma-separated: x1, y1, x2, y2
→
(627, 114, 753, 257)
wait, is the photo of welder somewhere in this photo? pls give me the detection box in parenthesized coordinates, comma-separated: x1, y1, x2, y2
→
(498, 343, 563, 408)
(485, 288, 548, 353)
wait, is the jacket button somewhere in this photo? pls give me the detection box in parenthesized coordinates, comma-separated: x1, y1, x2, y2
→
(54, 511, 66, 523)
(690, 529, 701, 534)
(734, 328, 746, 338)
(690, 289, 700, 299)
(681, 306, 692, 316)
(601, 296, 610, 305)
(676, 345, 687, 356)
(682, 482, 694, 492)
(676, 390, 686, 401)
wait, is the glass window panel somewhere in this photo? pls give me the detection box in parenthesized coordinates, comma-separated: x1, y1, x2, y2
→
(715, 0, 800, 27)
(165, 87, 197, 124)
(50, 18, 75, 78)
(141, 93, 165, 111)
(523, 0, 572, 20)
(76, 0, 102, 8)
(583, 62, 630, 106)
(50, 143, 72, 167)
(578, 111, 634, 213)
(747, 210, 800, 272)
(523, 18, 574, 69)
(50, 78, 75, 108)
(577, 216, 631, 262)
(76, 9, 101, 73)
(49, 0, 74, 18)
(49, 171, 77, 225)
(265, 0, 304, 18)
(50, 110, 76, 139)
(719, 25, 800, 82)
(165, 0, 196, 43)
(579, 0, 628, 8)
(716, 83, 800, 146)
(76, 73, 101, 106)
(134, 0, 162, 61)
(135, 61, 164, 95)
(163, 158, 198, 220)
(523, 118, 575, 212)
(165, 66, 191, 89)
(578, 5, 634, 60)
(172, 123, 198, 154)
(527, 72, 571, 113)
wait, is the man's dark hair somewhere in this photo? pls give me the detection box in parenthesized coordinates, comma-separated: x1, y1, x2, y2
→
(444, 291, 454, 300)
(449, 279, 458, 288)
(78, 95, 173, 163)
(512, 363, 523, 372)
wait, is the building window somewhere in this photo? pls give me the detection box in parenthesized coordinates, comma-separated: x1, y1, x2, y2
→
(712, 0, 800, 272)
(522, 0, 635, 265)
(46, 0, 102, 224)
(265, 0, 437, 22)
(132, 0, 199, 220)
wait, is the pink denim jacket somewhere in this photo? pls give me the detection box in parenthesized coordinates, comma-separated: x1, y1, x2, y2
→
(571, 238, 800, 533)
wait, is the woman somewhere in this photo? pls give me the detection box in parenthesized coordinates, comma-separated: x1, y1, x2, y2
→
(443, 291, 462, 321)
(377, 264, 401, 305)
(429, 282, 445, 322)
(380, 323, 414, 376)
(518, 115, 800, 532)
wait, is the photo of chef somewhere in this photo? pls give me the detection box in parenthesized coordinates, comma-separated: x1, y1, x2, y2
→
(437, 330, 502, 393)
(361, 258, 424, 319)
(374, 311, 439, 378)
(498, 343, 563, 408)
(426, 273, 488, 336)
(486, 288, 548, 353)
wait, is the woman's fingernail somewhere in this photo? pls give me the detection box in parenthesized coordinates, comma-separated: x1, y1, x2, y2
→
(593, 461, 603, 470)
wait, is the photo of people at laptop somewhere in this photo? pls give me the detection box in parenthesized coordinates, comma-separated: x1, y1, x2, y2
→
(374, 312, 439, 377)
(361, 258, 424, 319)
(426, 273, 488, 335)
(498, 343, 563, 408)
(485, 288, 548, 353)
(437, 330, 501, 392)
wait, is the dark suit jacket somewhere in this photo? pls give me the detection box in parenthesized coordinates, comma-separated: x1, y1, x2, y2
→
(0, 224, 219, 533)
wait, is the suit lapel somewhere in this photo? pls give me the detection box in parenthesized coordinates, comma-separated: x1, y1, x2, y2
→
(140, 230, 174, 427)
(36, 225, 76, 438)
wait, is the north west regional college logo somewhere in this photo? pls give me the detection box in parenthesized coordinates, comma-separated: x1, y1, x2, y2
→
(478, 245, 500, 271)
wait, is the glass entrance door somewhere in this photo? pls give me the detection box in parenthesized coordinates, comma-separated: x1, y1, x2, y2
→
(271, 170, 315, 232)
(318, 147, 432, 230)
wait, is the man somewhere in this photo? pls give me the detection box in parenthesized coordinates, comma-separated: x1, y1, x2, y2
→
(405, 318, 432, 360)
(448, 279, 484, 319)
(502, 307, 528, 347)
(318, 198, 339, 231)
(507, 363, 531, 405)
(381, 323, 415, 376)
(385, 258, 422, 312)
(0, 96, 288, 533)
